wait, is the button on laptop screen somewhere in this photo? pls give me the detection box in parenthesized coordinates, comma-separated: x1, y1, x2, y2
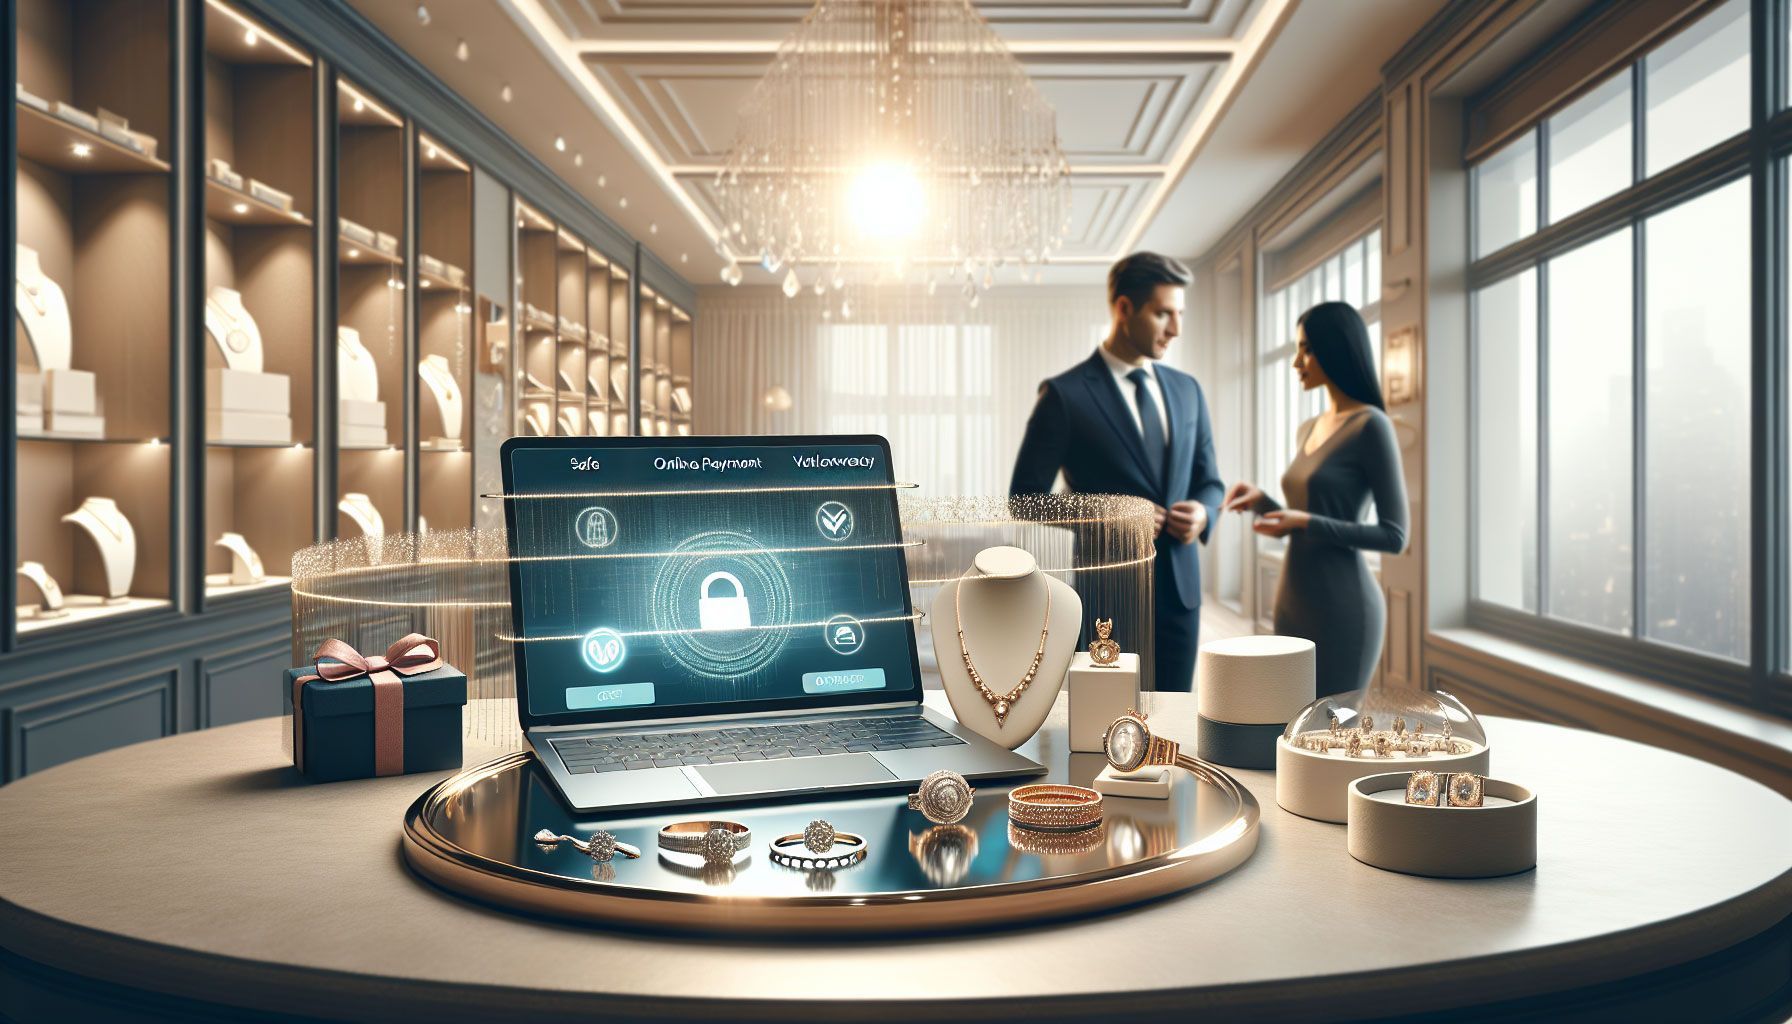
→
(504, 441, 919, 720)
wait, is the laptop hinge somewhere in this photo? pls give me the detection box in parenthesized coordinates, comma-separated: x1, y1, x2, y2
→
(526, 698, 922, 735)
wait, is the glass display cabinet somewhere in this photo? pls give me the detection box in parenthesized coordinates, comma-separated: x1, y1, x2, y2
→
(14, 0, 177, 633)
(416, 132, 472, 532)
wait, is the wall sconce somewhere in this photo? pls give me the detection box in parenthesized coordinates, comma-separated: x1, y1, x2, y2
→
(1384, 326, 1418, 406)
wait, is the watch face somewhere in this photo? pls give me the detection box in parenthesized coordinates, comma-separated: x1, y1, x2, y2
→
(1105, 717, 1148, 772)
(226, 328, 251, 354)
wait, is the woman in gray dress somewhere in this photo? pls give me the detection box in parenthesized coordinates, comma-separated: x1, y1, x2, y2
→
(1221, 302, 1408, 696)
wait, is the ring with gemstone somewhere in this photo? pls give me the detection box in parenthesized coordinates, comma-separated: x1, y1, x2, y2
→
(658, 820, 752, 865)
(1446, 772, 1485, 807)
(532, 828, 642, 863)
(1403, 771, 1441, 806)
(769, 830, 868, 870)
(908, 769, 976, 824)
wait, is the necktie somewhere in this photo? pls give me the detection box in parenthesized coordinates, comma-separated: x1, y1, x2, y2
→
(1128, 368, 1167, 489)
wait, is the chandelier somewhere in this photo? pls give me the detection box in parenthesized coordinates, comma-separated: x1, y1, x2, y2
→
(715, 0, 1070, 305)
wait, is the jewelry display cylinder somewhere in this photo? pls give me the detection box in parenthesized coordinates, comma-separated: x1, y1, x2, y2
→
(1196, 635, 1315, 769)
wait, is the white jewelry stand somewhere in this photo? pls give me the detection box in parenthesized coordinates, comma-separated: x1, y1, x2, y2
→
(338, 493, 384, 538)
(15, 244, 72, 372)
(556, 406, 582, 436)
(204, 287, 265, 373)
(337, 327, 379, 402)
(418, 354, 463, 443)
(932, 546, 1082, 749)
(59, 497, 135, 601)
(524, 405, 550, 437)
(213, 532, 266, 585)
(16, 561, 67, 618)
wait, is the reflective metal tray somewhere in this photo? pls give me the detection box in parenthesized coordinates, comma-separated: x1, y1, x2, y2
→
(403, 737, 1260, 935)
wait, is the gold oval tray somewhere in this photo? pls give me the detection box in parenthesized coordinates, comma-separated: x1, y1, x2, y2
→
(402, 750, 1260, 934)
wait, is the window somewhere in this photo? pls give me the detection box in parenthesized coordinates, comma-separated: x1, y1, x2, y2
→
(1258, 230, 1381, 506)
(1470, 0, 1766, 688)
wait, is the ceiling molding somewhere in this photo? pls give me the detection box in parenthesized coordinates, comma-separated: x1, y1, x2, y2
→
(508, 0, 1291, 266)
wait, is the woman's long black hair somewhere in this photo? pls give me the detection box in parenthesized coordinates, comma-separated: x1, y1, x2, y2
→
(1297, 301, 1385, 411)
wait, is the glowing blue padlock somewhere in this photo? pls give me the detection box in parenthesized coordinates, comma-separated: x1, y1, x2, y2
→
(698, 571, 752, 631)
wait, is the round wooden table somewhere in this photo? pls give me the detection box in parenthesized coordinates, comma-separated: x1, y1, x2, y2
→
(1, 693, 1789, 1023)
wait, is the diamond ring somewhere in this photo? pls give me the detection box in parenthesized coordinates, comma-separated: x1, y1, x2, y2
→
(659, 820, 752, 865)
(533, 828, 642, 863)
(908, 769, 975, 824)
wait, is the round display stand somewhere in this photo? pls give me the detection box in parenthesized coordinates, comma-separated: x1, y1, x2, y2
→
(402, 749, 1261, 934)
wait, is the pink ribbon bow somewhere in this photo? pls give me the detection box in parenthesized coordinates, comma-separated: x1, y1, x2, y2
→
(293, 634, 444, 776)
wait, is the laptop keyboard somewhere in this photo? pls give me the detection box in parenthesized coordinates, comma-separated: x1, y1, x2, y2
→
(550, 715, 964, 774)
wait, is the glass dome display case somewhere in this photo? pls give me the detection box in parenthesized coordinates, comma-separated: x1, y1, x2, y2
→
(1275, 687, 1490, 823)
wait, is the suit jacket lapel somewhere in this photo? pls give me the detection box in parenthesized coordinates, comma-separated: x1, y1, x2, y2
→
(1080, 353, 1156, 487)
(1160, 370, 1191, 503)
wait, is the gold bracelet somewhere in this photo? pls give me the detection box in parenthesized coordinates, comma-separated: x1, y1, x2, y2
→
(1007, 783, 1103, 832)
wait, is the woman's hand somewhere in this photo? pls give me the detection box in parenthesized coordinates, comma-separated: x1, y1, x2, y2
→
(1221, 481, 1264, 514)
(1252, 510, 1310, 537)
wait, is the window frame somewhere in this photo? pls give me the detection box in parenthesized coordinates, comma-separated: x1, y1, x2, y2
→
(1465, 0, 1792, 716)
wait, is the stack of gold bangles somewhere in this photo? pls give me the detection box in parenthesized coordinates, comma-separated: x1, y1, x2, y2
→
(1007, 783, 1103, 833)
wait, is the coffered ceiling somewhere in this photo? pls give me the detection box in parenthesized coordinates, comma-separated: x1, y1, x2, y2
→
(508, 0, 1285, 267)
(351, 0, 1448, 285)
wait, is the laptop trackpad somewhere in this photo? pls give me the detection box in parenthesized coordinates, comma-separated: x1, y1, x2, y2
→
(697, 753, 895, 797)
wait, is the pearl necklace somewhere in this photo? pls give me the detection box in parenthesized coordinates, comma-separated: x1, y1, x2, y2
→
(954, 569, 1051, 728)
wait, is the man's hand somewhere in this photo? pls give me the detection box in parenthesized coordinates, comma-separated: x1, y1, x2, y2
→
(1165, 500, 1206, 544)
(1151, 502, 1168, 534)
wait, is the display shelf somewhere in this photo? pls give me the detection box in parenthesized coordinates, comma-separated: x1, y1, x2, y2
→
(339, 234, 401, 266)
(15, 596, 173, 636)
(15, 103, 171, 174)
(202, 0, 316, 590)
(204, 177, 311, 226)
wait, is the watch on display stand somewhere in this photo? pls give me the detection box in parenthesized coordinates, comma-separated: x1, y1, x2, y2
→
(15, 244, 73, 372)
(417, 354, 464, 446)
(212, 532, 266, 586)
(15, 561, 68, 619)
(203, 287, 266, 373)
(931, 545, 1082, 749)
(59, 497, 136, 601)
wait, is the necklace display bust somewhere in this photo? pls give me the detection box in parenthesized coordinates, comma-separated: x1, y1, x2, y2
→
(417, 354, 463, 442)
(933, 546, 1081, 748)
(16, 561, 67, 618)
(338, 327, 380, 403)
(337, 493, 384, 538)
(16, 244, 72, 372)
(203, 287, 265, 373)
(213, 532, 266, 585)
(59, 497, 136, 600)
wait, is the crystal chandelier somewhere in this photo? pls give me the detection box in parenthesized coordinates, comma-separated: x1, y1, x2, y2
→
(715, 0, 1070, 303)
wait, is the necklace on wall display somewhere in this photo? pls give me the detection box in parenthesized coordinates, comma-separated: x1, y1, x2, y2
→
(203, 287, 265, 373)
(59, 497, 136, 599)
(15, 244, 74, 372)
(418, 355, 463, 441)
(954, 569, 1051, 727)
(337, 327, 380, 402)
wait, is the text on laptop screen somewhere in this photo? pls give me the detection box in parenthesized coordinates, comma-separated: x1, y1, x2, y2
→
(505, 441, 919, 720)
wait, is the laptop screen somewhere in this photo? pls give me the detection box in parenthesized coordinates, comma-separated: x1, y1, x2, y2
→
(500, 435, 922, 726)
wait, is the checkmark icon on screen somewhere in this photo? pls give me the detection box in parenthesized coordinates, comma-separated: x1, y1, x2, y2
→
(816, 502, 853, 540)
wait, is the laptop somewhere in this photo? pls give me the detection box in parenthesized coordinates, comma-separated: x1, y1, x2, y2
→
(500, 433, 1044, 812)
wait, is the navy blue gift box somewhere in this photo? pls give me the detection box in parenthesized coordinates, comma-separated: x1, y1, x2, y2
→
(285, 635, 466, 782)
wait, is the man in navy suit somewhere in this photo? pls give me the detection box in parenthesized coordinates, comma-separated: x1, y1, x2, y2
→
(1009, 252, 1223, 693)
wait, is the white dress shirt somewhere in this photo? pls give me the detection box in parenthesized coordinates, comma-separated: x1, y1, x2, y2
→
(1097, 344, 1170, 444)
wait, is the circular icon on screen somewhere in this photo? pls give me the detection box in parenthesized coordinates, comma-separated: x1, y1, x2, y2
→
(574, 506, 619, 549)
(815, 501, 854, 542)
(822, 614, 865, 656)
(581, 627, 627, 673)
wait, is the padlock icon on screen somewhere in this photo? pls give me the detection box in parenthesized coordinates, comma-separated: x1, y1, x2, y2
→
(698, 571, 752, 631)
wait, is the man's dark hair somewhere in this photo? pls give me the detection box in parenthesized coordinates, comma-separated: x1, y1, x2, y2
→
(1107, 251, 1191, 310)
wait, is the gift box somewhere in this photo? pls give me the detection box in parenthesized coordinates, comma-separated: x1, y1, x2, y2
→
(285, 634, 465, 782)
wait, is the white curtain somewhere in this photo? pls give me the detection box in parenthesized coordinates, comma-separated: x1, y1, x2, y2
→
(695, 284, 1113, 497)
